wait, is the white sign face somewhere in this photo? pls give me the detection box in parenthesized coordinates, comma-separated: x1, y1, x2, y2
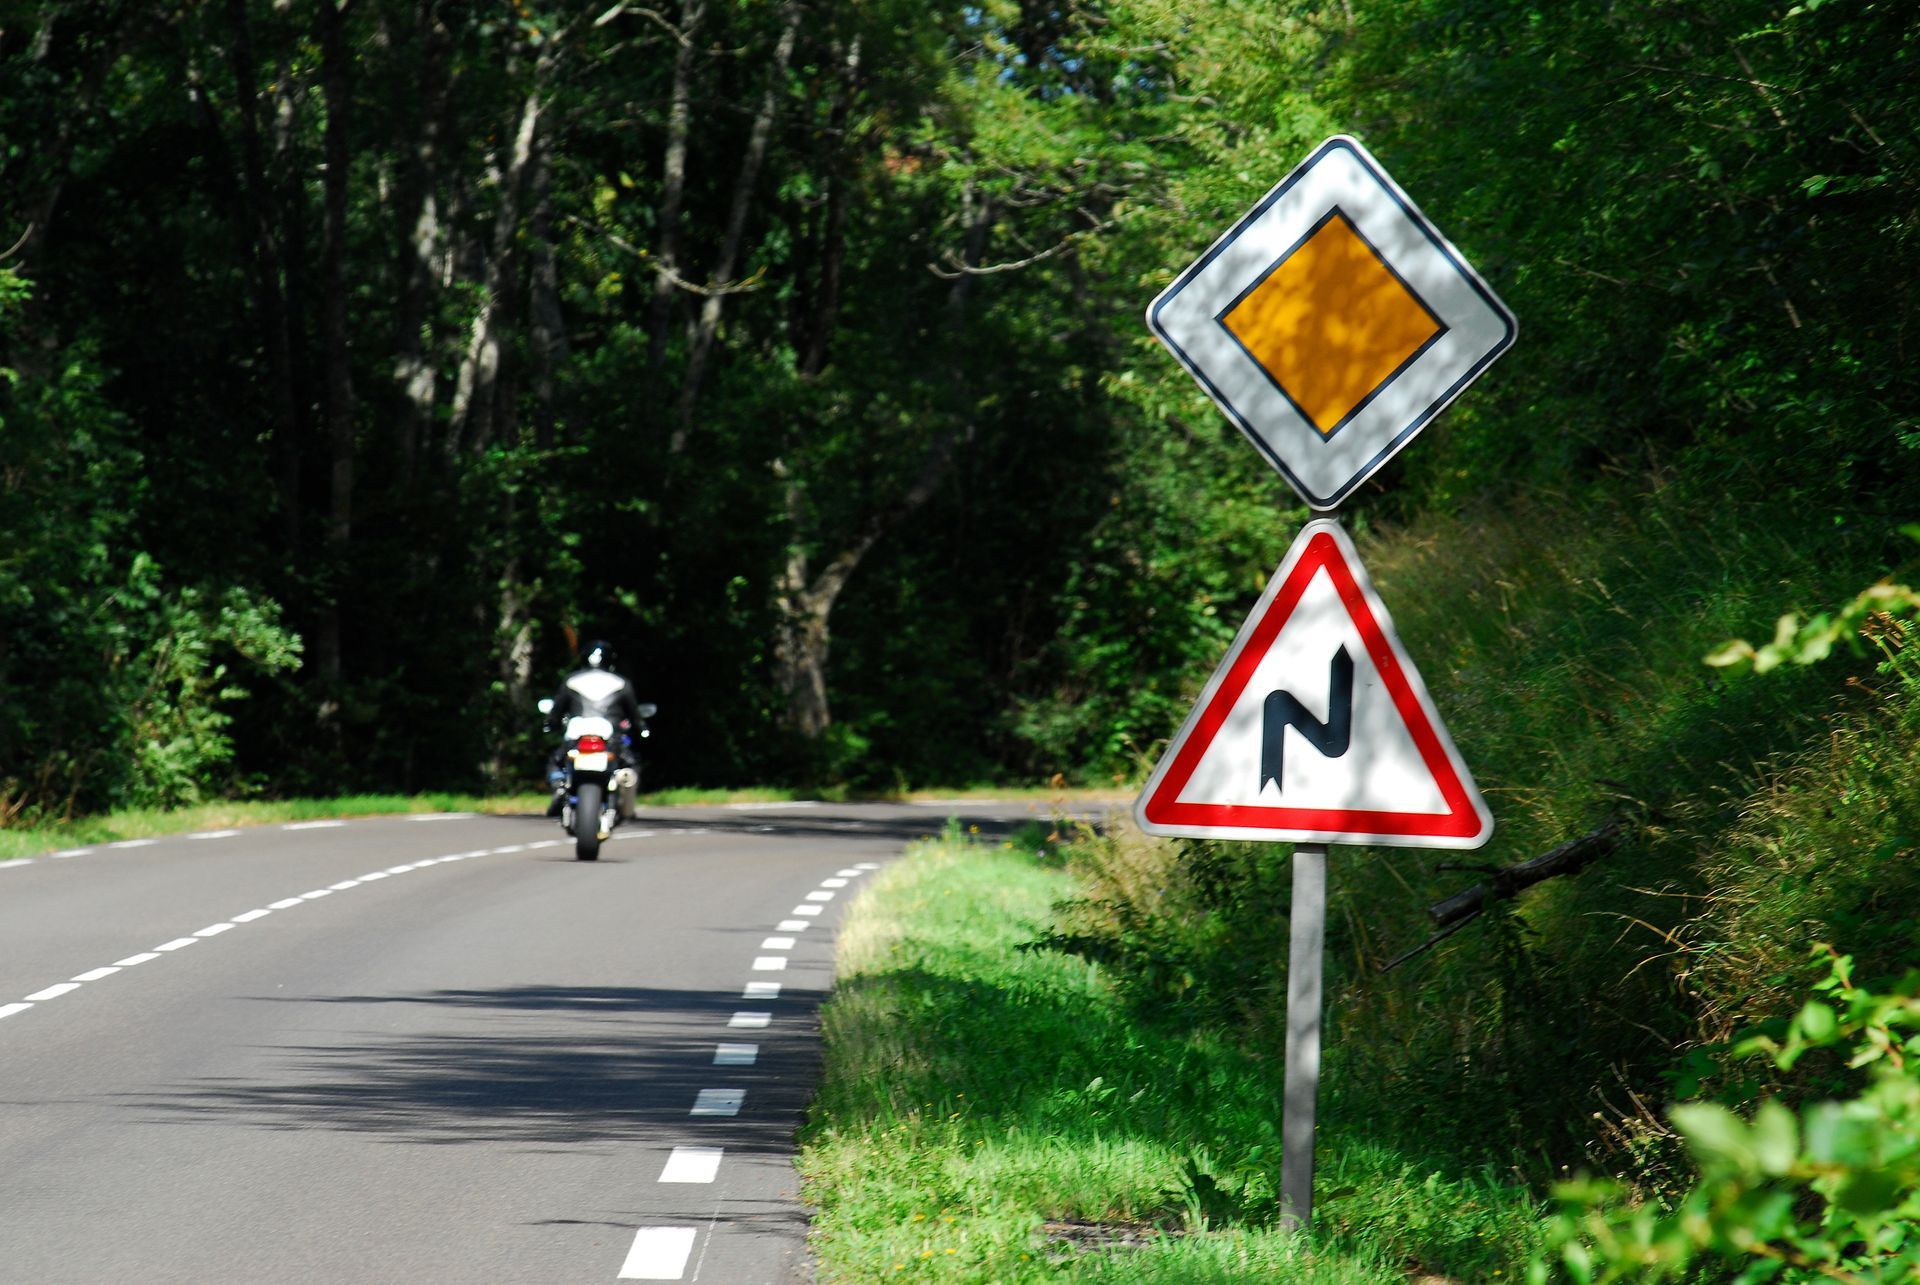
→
(1148, 135, 1517, 511)
(1136, 519, 1492, 848)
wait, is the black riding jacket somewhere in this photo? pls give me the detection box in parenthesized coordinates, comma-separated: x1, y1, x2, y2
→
(546, 667, 644, 737)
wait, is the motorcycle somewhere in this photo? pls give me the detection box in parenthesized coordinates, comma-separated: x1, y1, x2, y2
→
(537, 698, 655, 860)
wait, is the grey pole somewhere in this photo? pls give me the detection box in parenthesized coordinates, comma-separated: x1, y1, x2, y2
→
(1279, 842, 1328, 1234)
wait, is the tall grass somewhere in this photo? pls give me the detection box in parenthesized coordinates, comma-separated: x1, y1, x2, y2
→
(800, 832, 1544, 1282)
(1031, 480, 1919, 1199)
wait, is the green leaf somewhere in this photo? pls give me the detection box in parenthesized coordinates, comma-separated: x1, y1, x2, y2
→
(1832, 1168, 1903, 1218)
(1673, 1103, 1756, 1172)
(1750, 1102, 1798, 1176)
(1794, 1000, 1838, 1045)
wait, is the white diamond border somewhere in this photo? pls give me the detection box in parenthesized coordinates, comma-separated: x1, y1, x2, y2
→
(1148, 135, 1517, 510)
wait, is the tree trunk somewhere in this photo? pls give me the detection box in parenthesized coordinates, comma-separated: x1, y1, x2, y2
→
(647, 0, 704, 373)
(670, 1, 800, 452)
(314, 0, 357, 696)
(447, 79, 543, 458)
(797, 36, 860, 380)
(222, 0, 307, 550)
(768, 181, 990, 737)
(528, 133, 568, 449)
(391, 0, 454, 483)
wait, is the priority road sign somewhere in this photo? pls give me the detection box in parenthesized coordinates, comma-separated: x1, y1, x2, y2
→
(1147, 135, 1517, 511)
(1135, 518, 1492, 849)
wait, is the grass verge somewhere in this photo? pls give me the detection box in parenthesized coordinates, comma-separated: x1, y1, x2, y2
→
(0, 785, 1129, 863)
(799, 830, 1545, 1282)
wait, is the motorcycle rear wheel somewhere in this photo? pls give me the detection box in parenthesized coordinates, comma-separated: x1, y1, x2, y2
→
(574, 782, 604, 861)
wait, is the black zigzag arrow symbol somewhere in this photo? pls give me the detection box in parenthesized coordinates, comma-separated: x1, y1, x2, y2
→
(1261, 646, 1355, 794)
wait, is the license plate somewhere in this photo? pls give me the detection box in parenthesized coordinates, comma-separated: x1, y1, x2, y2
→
(572, 753, 610, 772)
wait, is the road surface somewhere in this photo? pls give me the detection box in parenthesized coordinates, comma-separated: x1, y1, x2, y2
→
(0, 800, 1088, 1283)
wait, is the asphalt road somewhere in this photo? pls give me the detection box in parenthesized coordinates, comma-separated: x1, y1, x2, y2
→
(0, 799, 1089, 1284)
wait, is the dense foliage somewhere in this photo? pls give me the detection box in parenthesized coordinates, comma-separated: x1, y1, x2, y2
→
(8, 1, 1908, 810)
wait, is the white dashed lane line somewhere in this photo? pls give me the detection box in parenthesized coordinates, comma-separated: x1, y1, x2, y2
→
(618, 1227, 697, 1281)
(0, 835, 554, 1024)
(613, 862, 876, 1277)
(657, 1146, 725, 1183)
(712, 1043, 757, 1067)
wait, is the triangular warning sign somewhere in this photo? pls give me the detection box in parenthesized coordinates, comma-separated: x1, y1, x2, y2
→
(1136, 519, 1492, 848)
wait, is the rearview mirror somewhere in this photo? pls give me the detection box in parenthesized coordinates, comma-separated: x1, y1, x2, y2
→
(637, 703, 658, 719)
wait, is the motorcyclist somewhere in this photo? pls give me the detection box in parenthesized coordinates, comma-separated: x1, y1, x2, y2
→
(544, 640, 646, 816)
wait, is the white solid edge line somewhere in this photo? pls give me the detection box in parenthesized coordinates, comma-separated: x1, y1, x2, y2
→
(760, 937, 796, 950)
(51, 849, 92, 858)
(24, 982, 82, 1002)
(72, 967, 120, 982)
(618, 1226, 698, 1281)
(713, 1043, 758, 1066)
(0, 859, 32, 869)
(155, 937, 199, 952)
(492, 844, 526, 854)
(0, 1003, 33, 1020)
(792, 905, 824, 916)
(193, 923, 235, 938)
(186, 829, 240, 840)
(282, 820, 345, 830)
(690, 1089, 745, 1116)
(776, 920, 809, 932)
(113, 953, 160, 967)
(268, 897, 305, 910)
(657, 1145, 725, 1183)
(408, 812, 476, 821)
(108, 839, 157, 849)
(729, 1011, 771, 1028)
(232, 909, 272, 923)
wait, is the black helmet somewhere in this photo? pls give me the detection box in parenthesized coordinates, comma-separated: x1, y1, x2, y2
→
(581, 639, 617, 671)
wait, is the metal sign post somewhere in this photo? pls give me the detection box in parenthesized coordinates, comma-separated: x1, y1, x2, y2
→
(1280, 842, 1327, 1233)
(1137, 133, 1513, 1237)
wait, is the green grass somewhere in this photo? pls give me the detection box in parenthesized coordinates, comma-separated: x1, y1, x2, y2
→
(0, 793, 533, 861)
(799, 832, 1545, 1282)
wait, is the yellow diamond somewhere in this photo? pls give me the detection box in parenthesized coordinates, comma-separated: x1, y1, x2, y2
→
(1220, 211, 1443, 436)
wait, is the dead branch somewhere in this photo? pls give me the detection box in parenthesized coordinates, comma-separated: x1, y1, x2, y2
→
(1376, 815, 1632, 972)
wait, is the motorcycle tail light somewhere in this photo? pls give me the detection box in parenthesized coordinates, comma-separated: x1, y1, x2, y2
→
(577, 734, 608, 754)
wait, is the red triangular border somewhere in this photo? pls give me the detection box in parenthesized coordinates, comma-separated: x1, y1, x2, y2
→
(1139, 527, 1486, 843)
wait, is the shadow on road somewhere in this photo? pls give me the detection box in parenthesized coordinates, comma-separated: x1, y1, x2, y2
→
(122, 984, 824, 1153)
